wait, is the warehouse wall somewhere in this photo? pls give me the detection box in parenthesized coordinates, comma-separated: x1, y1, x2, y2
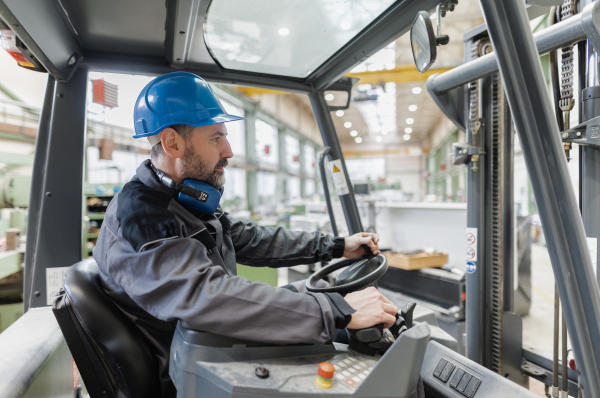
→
(245, 93, 323, 146)
(342, 140, 426, 200)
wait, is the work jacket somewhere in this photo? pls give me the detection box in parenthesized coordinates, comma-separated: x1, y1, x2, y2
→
(93, 160, 353, 397)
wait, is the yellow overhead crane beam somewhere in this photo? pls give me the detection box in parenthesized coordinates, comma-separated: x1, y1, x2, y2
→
(233, 65, 454, 96)
(346, 64, 453, 86)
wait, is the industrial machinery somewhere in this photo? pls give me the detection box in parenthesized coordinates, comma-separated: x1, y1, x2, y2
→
(0, 0, 599, 398)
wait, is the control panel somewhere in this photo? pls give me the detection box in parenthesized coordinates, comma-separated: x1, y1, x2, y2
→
(171, 322, 431, 398)
(422, 341, 539, 398)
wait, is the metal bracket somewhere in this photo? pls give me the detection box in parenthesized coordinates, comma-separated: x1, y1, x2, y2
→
(324, 77, 359, 111)
(560, 114, 600, 149)
(521, 360, 546, 377)
(452, 142, 483, 165)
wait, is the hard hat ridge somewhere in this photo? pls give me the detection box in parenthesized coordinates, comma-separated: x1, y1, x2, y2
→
(133, 72, 244, 139)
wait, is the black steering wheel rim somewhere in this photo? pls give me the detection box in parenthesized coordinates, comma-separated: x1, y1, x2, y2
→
(305, 253, 388, 294)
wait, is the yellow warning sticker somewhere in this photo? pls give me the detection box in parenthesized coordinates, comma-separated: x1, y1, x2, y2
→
(331, 159, 349, 195)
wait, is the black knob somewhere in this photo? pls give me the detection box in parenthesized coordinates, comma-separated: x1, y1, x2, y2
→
(255, 367, 270, 379)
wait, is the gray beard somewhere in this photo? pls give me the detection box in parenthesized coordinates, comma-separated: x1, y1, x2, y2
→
(181, 146, 226, 190)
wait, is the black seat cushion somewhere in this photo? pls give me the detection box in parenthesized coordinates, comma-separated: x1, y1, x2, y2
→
(53, 260, 160, 398)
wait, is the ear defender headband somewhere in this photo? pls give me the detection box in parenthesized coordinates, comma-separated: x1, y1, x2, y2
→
(151, 164, 223, 214)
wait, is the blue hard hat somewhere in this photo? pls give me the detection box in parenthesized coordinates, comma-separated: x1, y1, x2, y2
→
(133, 72, 244, 139)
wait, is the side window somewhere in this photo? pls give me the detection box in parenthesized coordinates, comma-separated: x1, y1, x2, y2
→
(220, 99, 246, 157)
(255, 119, 278, 165)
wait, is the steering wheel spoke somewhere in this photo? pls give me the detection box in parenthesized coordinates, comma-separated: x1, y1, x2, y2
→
(305, 254, 388, 295)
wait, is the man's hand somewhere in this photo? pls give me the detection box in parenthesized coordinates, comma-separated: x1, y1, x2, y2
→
(344, 287, 398, 329)
(344, 232, 380, 258)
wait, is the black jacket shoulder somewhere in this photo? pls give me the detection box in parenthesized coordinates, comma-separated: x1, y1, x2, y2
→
(117, 180, 179, 252)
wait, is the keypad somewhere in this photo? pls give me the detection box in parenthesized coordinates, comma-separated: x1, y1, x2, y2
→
(332, 355, 373, 388)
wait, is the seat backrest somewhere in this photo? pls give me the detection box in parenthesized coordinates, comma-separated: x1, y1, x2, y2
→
(52, 260, 160, 398)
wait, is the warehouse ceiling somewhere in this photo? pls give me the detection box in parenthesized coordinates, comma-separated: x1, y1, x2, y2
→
(334, 0, 484, 149)
(234, 0, 485, 150)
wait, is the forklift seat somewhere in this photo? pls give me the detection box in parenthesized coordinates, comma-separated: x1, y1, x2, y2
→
(52, 260, 160, 398)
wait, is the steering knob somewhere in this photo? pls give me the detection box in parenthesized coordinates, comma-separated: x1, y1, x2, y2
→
(305, 254, 388, 295)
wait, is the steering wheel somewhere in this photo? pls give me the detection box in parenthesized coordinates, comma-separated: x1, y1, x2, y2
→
(305, 253, 388, 295)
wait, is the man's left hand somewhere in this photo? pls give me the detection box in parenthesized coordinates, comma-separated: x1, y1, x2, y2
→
(343, 232, 380, 258)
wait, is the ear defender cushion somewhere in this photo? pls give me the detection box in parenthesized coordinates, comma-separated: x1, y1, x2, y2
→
(177, 179, 222, 214)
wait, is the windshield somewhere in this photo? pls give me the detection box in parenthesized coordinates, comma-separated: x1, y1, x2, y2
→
(205, 0, 396, 78)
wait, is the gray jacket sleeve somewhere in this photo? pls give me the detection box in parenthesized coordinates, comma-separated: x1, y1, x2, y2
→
(228, 215, 345, 267)
(104, 233, 338, 344)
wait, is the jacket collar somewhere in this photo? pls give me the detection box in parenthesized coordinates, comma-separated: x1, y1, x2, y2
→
(135, 159, 177, 197)
(135, 159, 224, 219)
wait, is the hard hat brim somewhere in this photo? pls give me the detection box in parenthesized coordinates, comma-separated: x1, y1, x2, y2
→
(132, 113, 245, 139)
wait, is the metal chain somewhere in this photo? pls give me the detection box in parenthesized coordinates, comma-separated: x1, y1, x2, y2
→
(468, 39, 486, 172)
(490, 71, 503, 375)
(560, 0, 576, 160)
(468, 38, 504, 374)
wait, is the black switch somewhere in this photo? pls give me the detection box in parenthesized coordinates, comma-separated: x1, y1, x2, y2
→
(463, 376, 481, 397)
(456, 373, 472, 393)
(449, 368, 465, 389)
(439, 361, 455, 382)
(433, 359, 447, 378)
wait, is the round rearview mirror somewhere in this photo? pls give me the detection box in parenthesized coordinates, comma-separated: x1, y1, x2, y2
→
(410, 11, 437, 73)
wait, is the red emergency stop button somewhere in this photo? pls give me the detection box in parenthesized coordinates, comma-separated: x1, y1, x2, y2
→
(318, 362, 335, 379)
(315, 362, 335, 388)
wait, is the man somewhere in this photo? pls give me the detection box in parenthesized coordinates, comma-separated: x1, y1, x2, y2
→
(94, 72, 398, 397)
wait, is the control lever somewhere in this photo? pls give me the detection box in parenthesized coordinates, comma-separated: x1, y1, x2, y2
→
(401, 300, 416, 329)
(347, 302, 417, 356)
(361, 235, 376, 258)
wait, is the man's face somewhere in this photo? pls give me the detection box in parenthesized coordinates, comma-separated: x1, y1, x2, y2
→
(180, 124, 233, 190)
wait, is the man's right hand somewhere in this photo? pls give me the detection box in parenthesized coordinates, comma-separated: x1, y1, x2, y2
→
(344, 287, 398, 329)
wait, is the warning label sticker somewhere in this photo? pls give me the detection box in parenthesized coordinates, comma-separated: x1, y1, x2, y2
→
(46, 267, 69, 306)
(331, 159, 349, 196)
(466, 227, 477, 262)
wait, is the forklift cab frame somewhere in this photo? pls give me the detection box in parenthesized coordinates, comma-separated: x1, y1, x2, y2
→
(0, 0, 600, 397)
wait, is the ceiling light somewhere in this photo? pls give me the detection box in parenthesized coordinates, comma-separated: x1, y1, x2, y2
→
(405, 127, 412, 134)
(406, 118, 414, 125)
(409, 105, 418, 112)
(278, 28, 290, 36)
(350, 130, 358, 137)
(355, 137, 363, 143)
(341, 21, 352, 30)
(375, 136, 383, 142)
(403, 134, 411, 141)
(381, 128, 389, 135)
(344, 122, 352, 128)
(336, 110, 344, 117)
(325, 93, 334, 101)
(412, 87, 422, 94)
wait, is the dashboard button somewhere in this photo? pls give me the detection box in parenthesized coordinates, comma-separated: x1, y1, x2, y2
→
(463, 376, 481, 397)
(439, 362, 455, 382)
(433, 359, 448, 378)
(450, 368, 465, 389)
(457, 373, 472, 393)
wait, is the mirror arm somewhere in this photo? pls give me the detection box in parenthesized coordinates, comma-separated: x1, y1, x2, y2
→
(436, 35, 450, 46)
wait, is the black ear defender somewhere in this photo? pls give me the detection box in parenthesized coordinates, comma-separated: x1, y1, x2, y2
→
(150, 163, 223, 214)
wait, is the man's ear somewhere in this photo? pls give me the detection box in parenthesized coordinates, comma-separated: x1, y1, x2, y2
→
(160, 127, 185, 159)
